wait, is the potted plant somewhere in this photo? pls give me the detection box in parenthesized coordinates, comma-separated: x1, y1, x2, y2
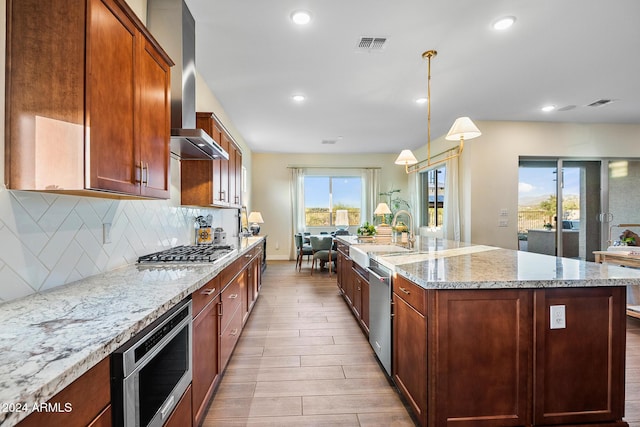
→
(357, 222, 376, 238)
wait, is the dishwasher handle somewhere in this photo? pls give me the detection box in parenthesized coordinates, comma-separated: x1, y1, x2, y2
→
(367, 266, 391, 284)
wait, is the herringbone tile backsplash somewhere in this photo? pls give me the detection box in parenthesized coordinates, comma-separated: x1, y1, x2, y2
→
(0, 189, 234, 302)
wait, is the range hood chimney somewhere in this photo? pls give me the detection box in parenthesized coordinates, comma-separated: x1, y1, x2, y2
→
(147, 0, 228, 160)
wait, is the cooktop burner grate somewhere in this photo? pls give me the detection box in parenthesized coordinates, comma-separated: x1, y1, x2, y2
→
(138, 245, 235, 263)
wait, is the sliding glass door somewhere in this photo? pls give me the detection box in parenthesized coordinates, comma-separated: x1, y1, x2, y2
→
(518, 159, 601, 260)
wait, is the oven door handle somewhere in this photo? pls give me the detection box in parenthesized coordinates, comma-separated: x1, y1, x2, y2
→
(160, 395, 175, 420)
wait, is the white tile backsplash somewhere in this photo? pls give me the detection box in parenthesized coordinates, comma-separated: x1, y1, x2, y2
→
(0, 187, 239, 302)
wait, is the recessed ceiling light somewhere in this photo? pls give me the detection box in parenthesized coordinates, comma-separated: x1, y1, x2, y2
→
(290, 10, 312, 25)
(541, 105, 556, 112)
(492, 16, 516, 31)
(415, 97, 428, 104)
(292, 94, 305, 102)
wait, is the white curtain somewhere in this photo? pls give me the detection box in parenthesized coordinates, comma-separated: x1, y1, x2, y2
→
(361, 168, 380, 224)
(290, 167, 305, 260)
(408, 169, 420, 235)
(443, 154, 461, 241)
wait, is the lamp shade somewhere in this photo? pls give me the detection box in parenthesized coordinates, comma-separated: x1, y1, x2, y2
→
(445, 117, 482, 141)
(335, 210, 349, 226)
(394, 149, 419, 166)
(374, 203, 392, 215)
(247, 211, 264, 224)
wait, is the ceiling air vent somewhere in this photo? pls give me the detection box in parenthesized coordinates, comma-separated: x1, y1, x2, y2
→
(587, 99, 614, 107)
(321, 139, 337, 145)
(357, 36, 388, 51)
(557, 105, 577, 112)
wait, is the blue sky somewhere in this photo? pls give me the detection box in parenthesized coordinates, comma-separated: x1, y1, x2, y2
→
(519, 167, 580, 201)
(304, 176, 361, 208)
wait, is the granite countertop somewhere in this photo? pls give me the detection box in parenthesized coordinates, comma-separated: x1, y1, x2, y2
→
(0, 236, 264, 427)
(335, 235, 640, 289)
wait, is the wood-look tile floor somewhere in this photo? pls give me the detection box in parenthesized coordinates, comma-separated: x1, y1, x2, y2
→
(204, 260, 640, 427)
(203, 260, 415, 426)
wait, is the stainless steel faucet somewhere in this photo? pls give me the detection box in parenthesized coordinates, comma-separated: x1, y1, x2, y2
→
(392, 209, 415, 248)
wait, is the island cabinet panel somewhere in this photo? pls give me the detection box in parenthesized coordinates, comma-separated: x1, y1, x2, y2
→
(393, 275, 428, 426)
(6, 0, 172, 198)
(533, 287, 626, 426)
(432, 289, 532, 427)
(17, 357, 110, 427)
(336, 242, 349, 295)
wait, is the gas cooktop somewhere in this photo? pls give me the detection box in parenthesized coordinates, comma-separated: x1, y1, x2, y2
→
(137, 245, 235, 263)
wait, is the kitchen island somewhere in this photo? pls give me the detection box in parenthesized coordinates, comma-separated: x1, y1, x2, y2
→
(337, 236, 640, 427)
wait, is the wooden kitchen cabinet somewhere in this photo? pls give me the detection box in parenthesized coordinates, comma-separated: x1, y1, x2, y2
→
(432, 289, 531, 427)
(532, 287, 626, 426)
(392, 275, 427, 427)
(181, 113, 243, 207)
(391, 273, 628, 427)
(6, 0, 172, 198)
(191, 278, 220, 427)
(17, 357, 110, 427)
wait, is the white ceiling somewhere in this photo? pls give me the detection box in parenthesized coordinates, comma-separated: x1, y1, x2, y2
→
(185, 0, 640, 155)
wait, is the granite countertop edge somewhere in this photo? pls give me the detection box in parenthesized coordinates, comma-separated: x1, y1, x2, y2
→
(0, 236, 265, 427)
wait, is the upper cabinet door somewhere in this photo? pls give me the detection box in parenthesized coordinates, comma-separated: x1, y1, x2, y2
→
(138, 38, 171, 199)
(5, 0, 173, 199)
(87, 0, 139, 195)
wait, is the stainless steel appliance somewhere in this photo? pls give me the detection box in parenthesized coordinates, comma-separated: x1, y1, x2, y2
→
(112, 299, 192, 427)
(137, 245, 234, 263)
(214, 227, 227, 245)
(367, 260, 393, 376)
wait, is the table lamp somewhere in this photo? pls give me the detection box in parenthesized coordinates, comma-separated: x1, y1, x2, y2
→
(248, 211, 264, 235)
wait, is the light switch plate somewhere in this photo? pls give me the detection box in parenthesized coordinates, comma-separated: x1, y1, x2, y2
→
(550, 305, 566, 329)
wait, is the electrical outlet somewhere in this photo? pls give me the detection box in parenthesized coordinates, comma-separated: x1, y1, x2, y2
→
(550, 305, 566, 329)
(499, 209, 508, 216)
(498, 220, 508, 227)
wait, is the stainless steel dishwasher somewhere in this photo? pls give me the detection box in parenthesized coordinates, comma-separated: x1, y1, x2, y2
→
(367, 259, 392, 376)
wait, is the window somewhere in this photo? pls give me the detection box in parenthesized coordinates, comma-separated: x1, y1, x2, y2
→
(420, 166, 446, 227)
(304, 176, 362, 227)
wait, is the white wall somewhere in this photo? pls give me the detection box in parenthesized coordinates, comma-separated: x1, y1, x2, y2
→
(252, 153, 408, 260)
(457, 121, 640, 249)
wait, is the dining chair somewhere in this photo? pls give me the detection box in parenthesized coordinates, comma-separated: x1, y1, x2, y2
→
(294, 233, 313, 271)
(310, 235, 337, 276)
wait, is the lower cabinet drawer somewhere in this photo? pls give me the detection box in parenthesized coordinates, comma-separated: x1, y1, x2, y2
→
(220, 278, 242, 332)
(192, 276, 220, 317)
(394, 275, 426, 316)
(220, 304, 242, 370)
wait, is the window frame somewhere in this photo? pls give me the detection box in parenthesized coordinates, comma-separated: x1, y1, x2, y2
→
(420, 165, 446, 227)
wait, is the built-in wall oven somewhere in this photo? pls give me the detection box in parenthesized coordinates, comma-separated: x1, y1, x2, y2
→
(111, 298, 192, 427)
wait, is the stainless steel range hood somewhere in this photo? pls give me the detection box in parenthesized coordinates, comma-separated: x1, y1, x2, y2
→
(147, 0, 228, 160)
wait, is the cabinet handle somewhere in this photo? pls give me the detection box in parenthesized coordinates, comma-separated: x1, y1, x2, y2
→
(229, 293, 238, 299)
(218, 301, 223, 316)
(399, 287, 411, 295)
(201, 288, 216, 296)
(230, 328, 239, 336)
(144, 162, 149, 187)
(245, 254, 253, 258)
